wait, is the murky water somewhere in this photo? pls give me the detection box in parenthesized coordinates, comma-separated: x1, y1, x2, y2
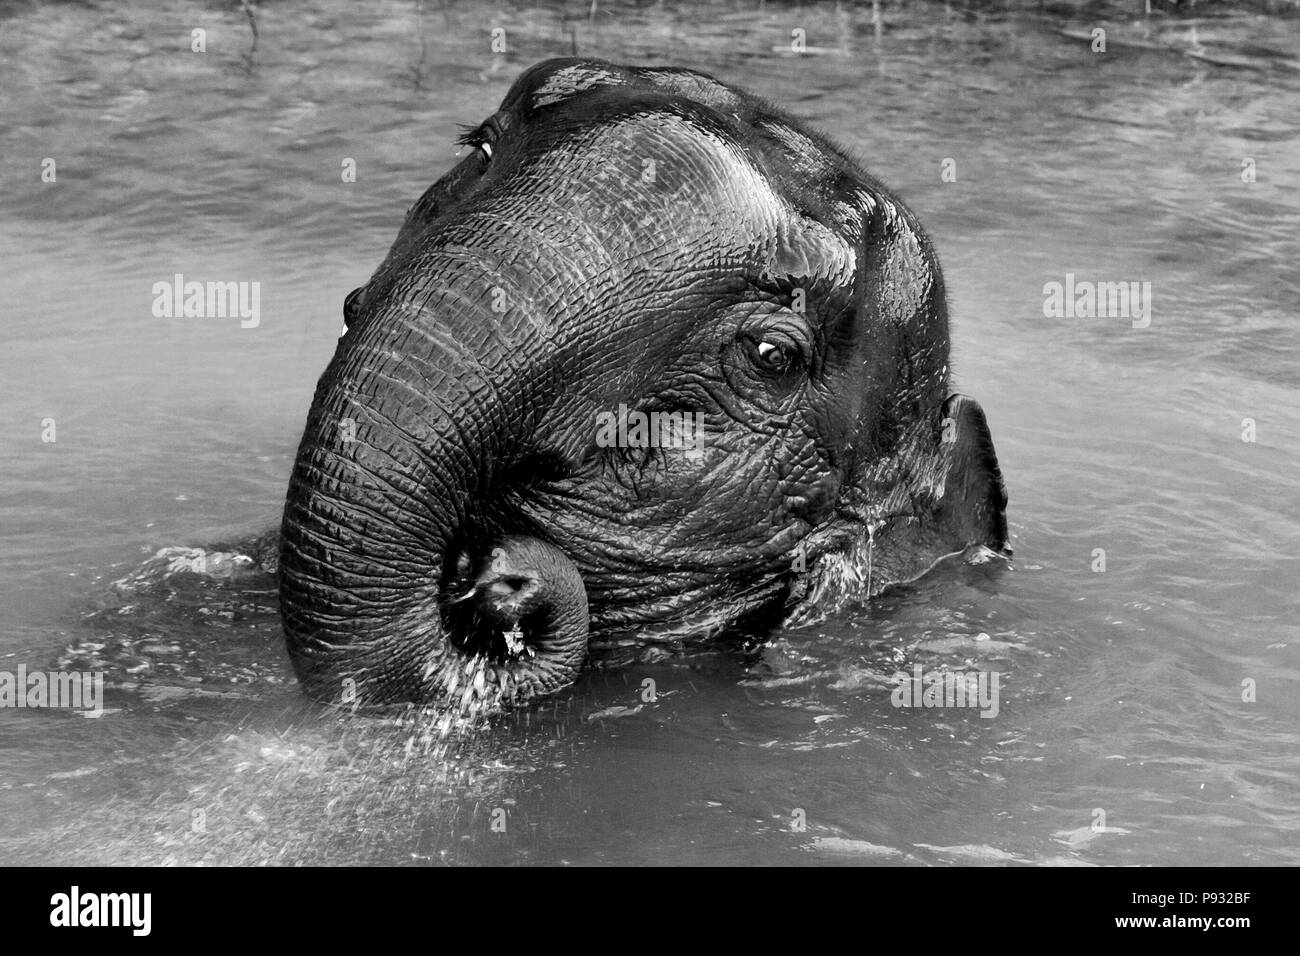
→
(2, 0, 1298, 865)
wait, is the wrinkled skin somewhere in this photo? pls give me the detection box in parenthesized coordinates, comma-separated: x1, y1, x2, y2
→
(279, 58, 1009, 710)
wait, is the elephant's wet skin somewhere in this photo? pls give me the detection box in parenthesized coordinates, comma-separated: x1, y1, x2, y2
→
(279, 57, 1011, 711)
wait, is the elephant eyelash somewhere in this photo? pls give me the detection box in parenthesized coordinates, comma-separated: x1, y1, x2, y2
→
(454, 124, 481, 144)
(455, 124, 491, 155)
(456, 118, 503, 153)
(458, 112, 511, 155)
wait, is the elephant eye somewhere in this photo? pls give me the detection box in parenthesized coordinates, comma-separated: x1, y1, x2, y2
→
(754, 339, 794, 373)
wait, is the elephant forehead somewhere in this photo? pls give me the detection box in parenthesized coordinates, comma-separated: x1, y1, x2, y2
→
(513, 60, 744, 115)
(518, 109, 856, 287)
(624, 68, 745, 113)
(529, 62, 631, 108)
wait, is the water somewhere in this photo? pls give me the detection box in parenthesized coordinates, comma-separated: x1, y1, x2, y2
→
(2, 0, 1298, 865)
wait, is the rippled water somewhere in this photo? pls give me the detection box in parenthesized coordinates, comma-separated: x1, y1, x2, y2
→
(2, 0, 1298, 865)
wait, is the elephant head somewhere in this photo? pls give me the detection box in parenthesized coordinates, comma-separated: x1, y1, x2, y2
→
(279, 58, 1009, 709)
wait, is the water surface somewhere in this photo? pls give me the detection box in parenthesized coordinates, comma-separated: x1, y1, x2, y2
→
(2, 0, 1298, 865)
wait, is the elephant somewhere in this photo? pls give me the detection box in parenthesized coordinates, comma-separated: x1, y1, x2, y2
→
(278, 57, 1010, 711)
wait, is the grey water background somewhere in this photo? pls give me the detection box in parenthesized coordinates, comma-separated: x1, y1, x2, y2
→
(1, 0, 1298, 865)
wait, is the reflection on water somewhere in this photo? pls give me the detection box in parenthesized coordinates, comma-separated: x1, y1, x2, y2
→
(1, 0, 1298, 865)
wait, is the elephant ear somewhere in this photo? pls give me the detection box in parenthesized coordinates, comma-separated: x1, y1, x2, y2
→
(932, 394, 1010, 556)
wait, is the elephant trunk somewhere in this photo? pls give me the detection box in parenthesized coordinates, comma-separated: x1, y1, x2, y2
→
(453, 535, 590, 703)
(278, 258, 586, 708)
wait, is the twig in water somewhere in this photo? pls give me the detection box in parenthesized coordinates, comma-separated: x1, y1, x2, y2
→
(240, 0, 259, 58)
